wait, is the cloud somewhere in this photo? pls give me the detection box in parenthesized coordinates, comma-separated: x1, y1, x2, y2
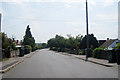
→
(67, 21, 84, 26)
(0, 2, 2, 14)
(102, 0, 116, 7)
(0, 0, 93, 3)
(1, 0, 29, 3)
(65, 4, 71, 8)
(95, 14, 117, 22)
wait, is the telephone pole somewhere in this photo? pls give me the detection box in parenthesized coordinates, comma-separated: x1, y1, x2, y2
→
(0, 13, 1, 32)
(85, 0, 89, 61)
(0, 13, 2, 61)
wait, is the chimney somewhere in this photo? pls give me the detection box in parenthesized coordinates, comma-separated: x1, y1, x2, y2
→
(107, 38, 109, 40)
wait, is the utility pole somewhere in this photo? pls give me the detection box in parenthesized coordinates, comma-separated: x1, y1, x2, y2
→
(0, 13, 2, 61)
(0, 13, 1, 32)
(85, 0, 89, 61)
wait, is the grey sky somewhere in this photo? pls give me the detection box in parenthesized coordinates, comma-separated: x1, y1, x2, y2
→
(0, 0, 119, 43)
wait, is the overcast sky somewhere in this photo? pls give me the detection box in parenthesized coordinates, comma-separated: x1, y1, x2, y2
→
(0, 0, 119, 43)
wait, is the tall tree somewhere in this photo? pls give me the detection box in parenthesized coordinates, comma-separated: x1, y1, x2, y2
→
(79, 34, 98, 49)
(23, 25, 35, 51)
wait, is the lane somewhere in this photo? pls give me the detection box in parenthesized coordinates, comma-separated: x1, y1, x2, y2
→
(3, 49, 118, 78)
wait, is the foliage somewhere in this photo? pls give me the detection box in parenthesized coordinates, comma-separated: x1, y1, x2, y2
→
(47, 35, 66, 49)
(93, 48, 104, 58)
(50, 47, 58, 51)
(78, 49, 83, 55)
(1, 32, 16, 58)
(79, 34, 98, 49)
(116, 42, 120, 49)
(25, 45, 32, 52)
(40, 43, 47, 49)
(35, 43, 47, 49)
(2, 57, 9, 61)
(23, 25, 35, 51)
(47, 34, 83, 53)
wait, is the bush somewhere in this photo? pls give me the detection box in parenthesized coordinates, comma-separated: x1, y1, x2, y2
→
(50, 47, 57, 51)
(24, 45, 32, 54)
(93, 48, 104, 58)
(78, 49, 83, 55)
(5, 46, 13, 58)
(116, 42, 120, 49)
(57, 48, 61, 52)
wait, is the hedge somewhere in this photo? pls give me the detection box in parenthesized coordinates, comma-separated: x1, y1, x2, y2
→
(93, 48, 104, 58)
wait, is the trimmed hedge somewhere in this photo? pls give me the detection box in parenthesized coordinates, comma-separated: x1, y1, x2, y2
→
(93, 48, 104, 58)
(24, 45, 32, 54)
(50, 47, 65, 52)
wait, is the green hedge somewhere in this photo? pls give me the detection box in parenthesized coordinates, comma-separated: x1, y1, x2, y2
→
(24, 45, 32, 54)
(50, 47, 58, 51)
(78, 49, 83, 55)
(50, 47, 65, 52)
(93, 48, 104, 58)
(116, 42, 120, 49)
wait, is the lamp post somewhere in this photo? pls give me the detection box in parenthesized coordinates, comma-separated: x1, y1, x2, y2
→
(85, 0, 89, 61)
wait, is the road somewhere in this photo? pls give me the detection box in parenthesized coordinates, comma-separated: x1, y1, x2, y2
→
(3, 49, 118, 78)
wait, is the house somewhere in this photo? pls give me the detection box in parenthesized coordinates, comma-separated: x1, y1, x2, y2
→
(97, 39, 120, 60)
(100, 39, 120, 49)
(98, 40, 106, 46)
(10, 40, 22, 58)
(14, 40, 22, 48)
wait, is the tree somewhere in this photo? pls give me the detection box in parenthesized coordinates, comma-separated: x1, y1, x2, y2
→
(79, 34, 98, 49)
(116, 42, 120, 49)
(1, 32, 16, 58)
(23, 25, 35, 51)
(65, 34, 83, 50)
(47, 34, 83, 51)
(47, 35, 66, 49)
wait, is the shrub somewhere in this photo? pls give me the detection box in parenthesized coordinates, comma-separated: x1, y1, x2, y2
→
(50, 47, 57, 51)
(24, 45, 32, 54)
(116, 42, 120, 49)
(5, 46, 13, 58)
(57, 48, 61, 52)
(78, 49, 83, 55)
(93, 48, 104, 58)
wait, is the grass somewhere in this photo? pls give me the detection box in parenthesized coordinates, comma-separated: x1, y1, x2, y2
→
(2, 58, 9, 61)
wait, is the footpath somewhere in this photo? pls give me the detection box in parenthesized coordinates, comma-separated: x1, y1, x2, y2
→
(59, 52, 117, 67)
(0, 50, 38, 73)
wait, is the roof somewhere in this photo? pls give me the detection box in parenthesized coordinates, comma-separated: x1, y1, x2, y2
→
(100, 39, 117, 48)
(14, 40, 22, 45)
(98, 40, 106, 46)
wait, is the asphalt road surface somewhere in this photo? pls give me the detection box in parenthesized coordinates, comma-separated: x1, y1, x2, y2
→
(3, 49, 118, 78)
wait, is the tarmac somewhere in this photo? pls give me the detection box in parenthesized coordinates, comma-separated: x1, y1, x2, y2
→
(0, 49, 118, 73)
(0, 50, 38, 73)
